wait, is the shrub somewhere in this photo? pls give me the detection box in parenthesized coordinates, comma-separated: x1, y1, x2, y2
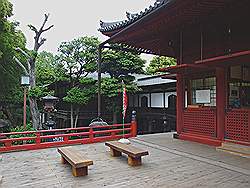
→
(9, 123, 36, 145)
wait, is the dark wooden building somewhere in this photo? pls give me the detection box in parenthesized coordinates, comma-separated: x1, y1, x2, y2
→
(48, 74, 177, 133)
(129, 74, 176, 134)
(99, 0, 250, 146)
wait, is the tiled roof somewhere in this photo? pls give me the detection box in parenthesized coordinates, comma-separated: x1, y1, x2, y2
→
(99, 0, 168, 33)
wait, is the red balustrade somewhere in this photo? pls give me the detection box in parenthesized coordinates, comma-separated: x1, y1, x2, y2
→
(0, 122, 137, 153)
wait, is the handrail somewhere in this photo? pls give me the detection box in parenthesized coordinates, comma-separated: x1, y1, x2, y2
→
(0, 122, 137, 153)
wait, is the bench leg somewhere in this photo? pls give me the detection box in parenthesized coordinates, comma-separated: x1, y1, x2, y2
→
(61, 156, 68, 164)
(128, 156, 142, 166)
(72, 166, 88, 177)
(110, 148, 122, 157)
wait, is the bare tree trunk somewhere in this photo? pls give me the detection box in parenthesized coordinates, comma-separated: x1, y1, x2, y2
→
(74, 107, 79, 128)
(70, 104, 74, 128)
(29, 60, 41, 130)
(25, 14, 53, 130)
(29, 98, 41, 129)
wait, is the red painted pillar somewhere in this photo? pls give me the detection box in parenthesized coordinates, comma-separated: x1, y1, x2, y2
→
(23, 87, 27, 129)
(89, 128, 94, 142)
(131, 120, 137, 137)
(248, 111, 250, 142)
(176, 73, 184, 134)
(216, 68, 226, 140)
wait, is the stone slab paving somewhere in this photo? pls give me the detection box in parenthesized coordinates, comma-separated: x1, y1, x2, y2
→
(0, 133, 249, 188)
(136, 133, 250, 170)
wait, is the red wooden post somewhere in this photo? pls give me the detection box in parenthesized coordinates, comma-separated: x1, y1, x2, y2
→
(131, 111, 137, 137)
(64, 135, 69, 143)
(5, 140, 12, 148)
(216, 68, 226, 140)
(23, 87, 27, 129)
(176, 73, 184, 134)
(248, 110, 250, 142)
(36, 132, 41, 144)
(111, 131, 116, 138)
(89, 128, 94, 142)
(131, 121, 137, 137)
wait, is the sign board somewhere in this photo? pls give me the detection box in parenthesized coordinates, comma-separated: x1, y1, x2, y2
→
(196, 89, 210, 104)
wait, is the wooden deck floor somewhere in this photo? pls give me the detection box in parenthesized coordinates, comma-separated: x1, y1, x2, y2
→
(0, 133, 249, 188)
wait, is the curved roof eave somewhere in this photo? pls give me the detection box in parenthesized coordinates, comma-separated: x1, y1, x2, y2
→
(98, 0, 168, 36)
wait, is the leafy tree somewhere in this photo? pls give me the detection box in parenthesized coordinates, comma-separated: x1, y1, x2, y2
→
(36, 51, 67, 85)
(63, 78, 96, 127)
(102, 49, 145, 78)
(146, 56, 176, 75)
(101, 49, 145, 123)
(57, 36, 99, 127)
(0, 0, 27, 128)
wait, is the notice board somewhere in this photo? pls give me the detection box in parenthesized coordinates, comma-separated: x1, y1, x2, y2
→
(196, 89, 211, 104)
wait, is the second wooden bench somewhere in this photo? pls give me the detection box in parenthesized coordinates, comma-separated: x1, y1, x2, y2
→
(105, 141, 149, 166)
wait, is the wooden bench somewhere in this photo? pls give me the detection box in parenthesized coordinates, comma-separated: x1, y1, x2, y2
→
(105, 141, 149, 166)
(57, 147, 93, 177)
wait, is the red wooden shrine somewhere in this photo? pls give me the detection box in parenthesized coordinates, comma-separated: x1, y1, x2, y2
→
(99, 0, 250, 146)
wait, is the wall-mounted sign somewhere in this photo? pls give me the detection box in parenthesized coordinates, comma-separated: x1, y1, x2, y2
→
(196, 89, 211, 104)
(230, 66, 242, 79)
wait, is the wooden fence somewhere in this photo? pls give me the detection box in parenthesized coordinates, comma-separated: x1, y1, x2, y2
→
(0, 121, 137, 153)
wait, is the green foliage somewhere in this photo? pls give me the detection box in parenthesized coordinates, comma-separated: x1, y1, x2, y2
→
(36, 51, 68, 86)
(0, 0, 27, 104)
(28, 86, 54, 99)
(0, 0, 13, 19)
(9, 123, 36, 145)
(101, 48, 145, 98)
(0, 0, 28, 128)
(101, 78, 121, 98)
(101, 77, 140, 98)
(146, 56, 176, 75)
(63, 78, 96, 105)
(100, 47, 145, 119)
(57, 36, 100, 82)
(10, 123, 35, 132)
(57, 36, 99, 108)
(102, 49, 145, 78)
(79, 77, 96, 85)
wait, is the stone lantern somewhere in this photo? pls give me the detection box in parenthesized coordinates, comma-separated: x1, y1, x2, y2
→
(41, 95, 59, 113)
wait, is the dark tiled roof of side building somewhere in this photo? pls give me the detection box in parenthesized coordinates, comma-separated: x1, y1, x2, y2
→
(98, 0, 169, 33)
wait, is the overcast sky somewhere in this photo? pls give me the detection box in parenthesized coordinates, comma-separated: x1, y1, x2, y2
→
(10, 0, 155, 63)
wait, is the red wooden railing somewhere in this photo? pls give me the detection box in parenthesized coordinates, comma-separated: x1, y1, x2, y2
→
(0, 121, 137, 153)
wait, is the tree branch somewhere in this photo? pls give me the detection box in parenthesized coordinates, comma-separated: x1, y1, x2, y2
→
(39, 14, 49, 33)
(30, 13, 53, 52)
(13, 57, 28, 75)
(37, 38, 47, 49)
(42, 25, 54, 32)
(27, 24, 38, 34)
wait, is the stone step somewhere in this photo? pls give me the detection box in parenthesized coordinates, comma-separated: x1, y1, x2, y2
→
(222, 142, 250, 152)
(216, 142, 250, 158)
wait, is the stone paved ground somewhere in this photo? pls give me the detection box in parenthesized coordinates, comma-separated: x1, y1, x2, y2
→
(0, 133, 249, 188)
